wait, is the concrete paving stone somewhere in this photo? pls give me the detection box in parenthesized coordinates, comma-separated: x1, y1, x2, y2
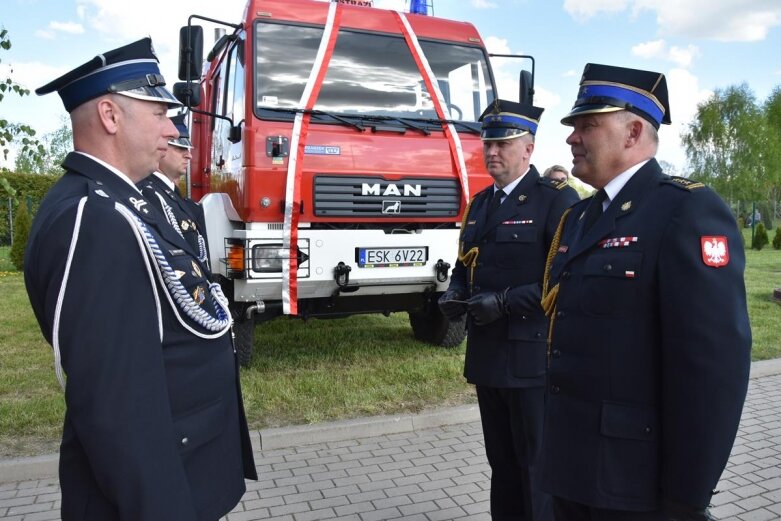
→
(426, 506, 467, 520)
(371, 494, 412, 510)
(424, 468, 461, 482)
(269, 500, 311, 517)
(711, 490, 742, 506)
(408, 488, 448, 504)
(397, 499, 438, 516)
(325, 459, 363, 472)
(276, 474, 314, 488)
(292, 507, 337, 521)
(333, 474, 371, 487)
(347, 489, 386, 504)
(401, 464, 437, 477)
(760, 488, 781, 501)
(226, 510, 272, 521)
(345, 464, 382, 477)
(385, 484, 423, 498)
(307, 494, 350, 511)
(20, 510, 61, 521)
(258, 484, 300, 499)
(388, 513, 428, 521)
(737, 508, 778, 521)
(334, 500, 375, 517)
(758, 476, 781, 491)
(321, 484, 360, 499)
(0, 496, 35, 508)
(456, 511, 491, 521)
(378, 460, 414, 472)
(308, 469, 346, 483)
(283, 489, 323, 505)
(7, 501, 55, 515)
(0, 490, 16, 500)
(358, 506, 401, 521)
(710, 501, 746, 518)
(33, 491, 61, 503)
(734, 494, 773, 511)
(419, 478, 457, 492)
(357, 479, 396, 493)
(766, 502, 781, 516)
(242, 495, 285, 510)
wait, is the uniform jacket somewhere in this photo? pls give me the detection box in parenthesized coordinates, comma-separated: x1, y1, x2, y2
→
(539, 159, 751, 512)
(24, 152, 256, 521)
(140, 173, 210, 269)
(448, 165, 579, 388)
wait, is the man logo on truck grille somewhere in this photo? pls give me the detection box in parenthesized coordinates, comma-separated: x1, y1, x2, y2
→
(382, 200, 401, 214)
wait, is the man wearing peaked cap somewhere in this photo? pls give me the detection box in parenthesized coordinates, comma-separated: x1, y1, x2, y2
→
(140, 113, 212, 271)
(439, 99, 579, 521)
(25, 38, 256, 521)
(539, 64, 750, 521)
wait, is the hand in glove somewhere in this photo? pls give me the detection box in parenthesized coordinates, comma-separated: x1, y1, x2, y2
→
(438, 289, 467, 321)
(467, 288, 508, 326)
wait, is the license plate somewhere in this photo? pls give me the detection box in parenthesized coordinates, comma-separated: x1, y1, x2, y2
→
(357, 247, 428, 267)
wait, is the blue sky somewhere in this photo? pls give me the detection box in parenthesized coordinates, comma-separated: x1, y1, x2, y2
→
(2, 0, 781, 176)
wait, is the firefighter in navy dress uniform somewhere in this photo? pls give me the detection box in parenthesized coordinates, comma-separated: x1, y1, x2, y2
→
(140, 113, 210, 270)
(24, 38, 256, 521)
(439, 100, 579, 521)
(538, 64, 751, 521)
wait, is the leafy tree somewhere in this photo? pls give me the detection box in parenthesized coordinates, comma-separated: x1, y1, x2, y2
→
(682, 84, 778, 202)
(773, 226, 781, 250)
(752, 222, 769, 250)
(14, 116, 71, 174)
(10, 198, 31, 269)
(763, 86, 781, 205)
(0, 28, 45, 163)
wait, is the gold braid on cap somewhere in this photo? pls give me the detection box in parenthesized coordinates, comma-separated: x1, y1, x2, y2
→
(457, 196, 480, 293)
(541, 208, 572, 365)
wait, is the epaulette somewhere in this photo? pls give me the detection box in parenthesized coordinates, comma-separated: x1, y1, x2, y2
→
(662, 176, 705, 191)
(539, 177, 569, 190)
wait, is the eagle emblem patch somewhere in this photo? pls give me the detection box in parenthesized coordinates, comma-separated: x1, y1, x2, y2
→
(701, 236, 729, 267)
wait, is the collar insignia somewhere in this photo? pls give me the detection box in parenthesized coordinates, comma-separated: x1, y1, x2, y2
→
(518, 194, 528, 203)
(192, 285, 206, 305)
(191, 260, 202, 278)
(174, 270, 186, 280)
(621, 201, 632, 211)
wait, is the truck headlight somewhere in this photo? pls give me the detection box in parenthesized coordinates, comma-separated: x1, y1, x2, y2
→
(251, 244, 287, 272)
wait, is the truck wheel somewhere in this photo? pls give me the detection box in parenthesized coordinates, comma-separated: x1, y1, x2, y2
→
(408, 308, 466, 348)
(233, 316, 256, 367)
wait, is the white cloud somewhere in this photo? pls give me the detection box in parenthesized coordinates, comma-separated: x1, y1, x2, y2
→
(34, 30, 56, 40)
(631, 40, 700, 69)
(631, 39, 665, 59)
(667, 44, 700, 68)
(657, 67, 712, 172)
(567, 0, 781, 42)
(471, 0, 498, 8)
(564, 0, 629, 21)
(49, 21, 85, 34)
(562, 69, 578, 77)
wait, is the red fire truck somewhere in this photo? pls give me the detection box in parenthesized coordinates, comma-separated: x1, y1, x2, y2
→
(173, 0, 533, 365)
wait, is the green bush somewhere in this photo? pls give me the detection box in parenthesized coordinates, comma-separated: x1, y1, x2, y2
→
(752, 222, 769, 250)
(773, 226, 781, 250)
(10, 201, 32, 270)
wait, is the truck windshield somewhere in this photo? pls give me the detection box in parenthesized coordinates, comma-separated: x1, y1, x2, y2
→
(254, 21, 495, 123)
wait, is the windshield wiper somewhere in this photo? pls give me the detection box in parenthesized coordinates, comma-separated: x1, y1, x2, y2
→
(260, 106, 365, 132)
(363, 115, 431, 136)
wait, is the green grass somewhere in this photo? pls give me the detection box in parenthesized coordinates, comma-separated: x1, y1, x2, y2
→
(0, 239, 778, 457)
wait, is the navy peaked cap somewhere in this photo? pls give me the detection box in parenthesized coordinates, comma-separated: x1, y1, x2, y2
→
(36, 37, 180, 113)
(479, 99, 544, 141)
(561, 63, 670, 128)
(168, 114, 193, 149)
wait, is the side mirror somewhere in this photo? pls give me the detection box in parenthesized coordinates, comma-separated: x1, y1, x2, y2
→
(173, 81, 202, 108)
(519, 70, 534, 105)
(178, 25, 204, 82)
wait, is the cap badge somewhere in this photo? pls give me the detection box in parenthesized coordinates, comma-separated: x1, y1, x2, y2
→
(518, 195, 528, 203)
(621, 201, 632, 211)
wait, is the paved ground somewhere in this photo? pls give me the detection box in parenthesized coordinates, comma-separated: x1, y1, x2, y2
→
(2, 361, 781, 521)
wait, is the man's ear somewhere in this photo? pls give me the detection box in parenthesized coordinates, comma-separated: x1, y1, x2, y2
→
(96, 97, 120, 135)
(626, 119, 643, 148)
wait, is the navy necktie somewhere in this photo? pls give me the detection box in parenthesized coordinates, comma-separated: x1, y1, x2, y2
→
(582, 189, 607, 232)
(487, 189, 504, 217)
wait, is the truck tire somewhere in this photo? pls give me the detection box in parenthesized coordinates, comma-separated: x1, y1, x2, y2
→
(408, 308, 466, 348)
(233, 316, 256, 367)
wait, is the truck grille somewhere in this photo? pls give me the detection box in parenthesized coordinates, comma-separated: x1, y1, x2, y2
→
(313, 175, 461, 217)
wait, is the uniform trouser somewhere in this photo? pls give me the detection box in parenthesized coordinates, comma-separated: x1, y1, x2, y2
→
(553, 497, 667, 521)
(477, 385, 551, 521)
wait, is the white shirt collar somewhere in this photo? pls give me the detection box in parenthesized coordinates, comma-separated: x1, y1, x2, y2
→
(494, 167, 530, 199)
(601, 159, 649, 210)
(152, 171, 176, 191)
(74, 151, 142, 194)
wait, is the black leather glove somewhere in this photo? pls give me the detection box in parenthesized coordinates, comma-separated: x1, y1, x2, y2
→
(662, 499, 714, 521)
(467, 288, 508, 326)
(438, 289, 467, 321)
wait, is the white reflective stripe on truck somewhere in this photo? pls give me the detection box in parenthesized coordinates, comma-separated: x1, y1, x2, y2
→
(282, 1, 342, 315)
(393, 11, 470, 204)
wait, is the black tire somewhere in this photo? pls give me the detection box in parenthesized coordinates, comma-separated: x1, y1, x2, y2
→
(408, 307, 467, 348)
(233, 316, 255, 367)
